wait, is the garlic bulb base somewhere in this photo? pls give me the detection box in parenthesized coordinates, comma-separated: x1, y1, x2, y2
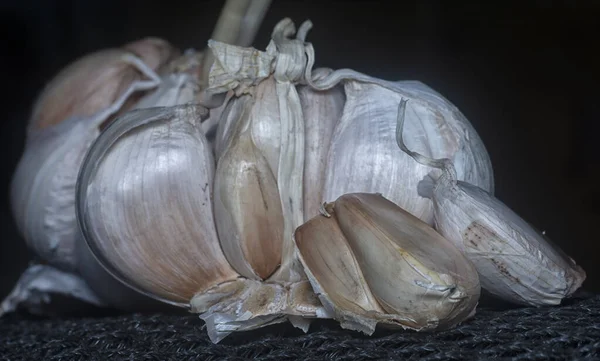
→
(0, 264, 105, 317)
(189, 278, 327, 343)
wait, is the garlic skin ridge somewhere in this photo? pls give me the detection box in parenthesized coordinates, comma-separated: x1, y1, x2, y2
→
(395, 99, 586, 306)
(200, 17, 493, 338)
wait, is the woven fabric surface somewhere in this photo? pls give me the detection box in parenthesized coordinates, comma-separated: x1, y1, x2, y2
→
(1, 295, 599, 361)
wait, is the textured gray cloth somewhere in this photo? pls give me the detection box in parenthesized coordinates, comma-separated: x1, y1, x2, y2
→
(1, 295, 599, 360)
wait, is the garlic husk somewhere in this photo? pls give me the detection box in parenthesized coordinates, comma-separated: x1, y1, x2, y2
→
(77, 104, 238, 305)
(298, 68, 345, 219)
(190, 279, 325, 343)
(0, 264, 105, 317)
(295, 193, 480, 334)
(76, 103, 328, 342)
(312, 76, 493, 226)
(10, 55, 161, 272)
(395, 100, 586, 306)
(124, 37, 180, 73)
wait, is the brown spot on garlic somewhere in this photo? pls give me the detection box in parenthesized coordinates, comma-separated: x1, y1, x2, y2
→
(77, 105, 238, 305)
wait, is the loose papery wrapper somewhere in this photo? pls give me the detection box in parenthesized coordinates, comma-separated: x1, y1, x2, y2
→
(394, 99, 586, 306)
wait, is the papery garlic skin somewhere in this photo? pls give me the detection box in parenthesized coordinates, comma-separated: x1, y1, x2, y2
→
(295, 193, 480, 334)
(321, 80, 493, 225)
(10, 55, 161, 271)
(425, 180, 585, 306)
(30, 38, 177, 131)
(213, 96, 284, 280)
(77, 105, 238, 304)
(298, 68, 345, 220)
(395, 100, 586, 306)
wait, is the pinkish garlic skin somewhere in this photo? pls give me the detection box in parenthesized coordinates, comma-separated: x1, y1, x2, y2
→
(420, 176, 586, 306)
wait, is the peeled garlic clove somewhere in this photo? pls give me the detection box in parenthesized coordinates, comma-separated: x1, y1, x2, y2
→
(295, 193, 480, 334)
(298, 68, 345, 220)
(395, 100, 586, 306)
(77, 104, 238, 305)
(213, 99, 284, 280)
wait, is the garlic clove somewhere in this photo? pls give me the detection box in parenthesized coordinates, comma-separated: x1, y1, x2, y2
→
(207, 20, 311, 284)
(294, 207, 385, 333)
(213, 99, 284, 280)
(334, 193, 481, 326)
(296, 193, 481, 334)
(320, 80, 493, 226)
(123, 37, 180, 74)
(11, 54, 161, 272)
(190, 278, 327, 343)
(77, 104, 238, 305)
(395, 99, 586, 306)
(298, 68, 345, 220)
(30, 38, 175, 131)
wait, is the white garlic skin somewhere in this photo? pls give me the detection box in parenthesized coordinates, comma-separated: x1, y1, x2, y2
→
(298, 68, 345, 220)
(11, 116, 104, 271)
(78, 105, 238, 304)
(10, 45, 166, 273)
(323, 80, 493, 226)
(424, 179, 585, 306)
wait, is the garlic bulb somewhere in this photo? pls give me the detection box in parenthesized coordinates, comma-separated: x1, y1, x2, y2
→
(76, 104, 325, 342)
(395, 99, 586, 306)
(11, 45, 163, 271)
(295, 193, 480, 334)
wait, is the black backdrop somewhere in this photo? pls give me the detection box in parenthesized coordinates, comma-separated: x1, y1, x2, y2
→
(1, 0, 599, 301)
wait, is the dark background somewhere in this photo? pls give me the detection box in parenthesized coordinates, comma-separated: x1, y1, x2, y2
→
(1, 0, 599, 300)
